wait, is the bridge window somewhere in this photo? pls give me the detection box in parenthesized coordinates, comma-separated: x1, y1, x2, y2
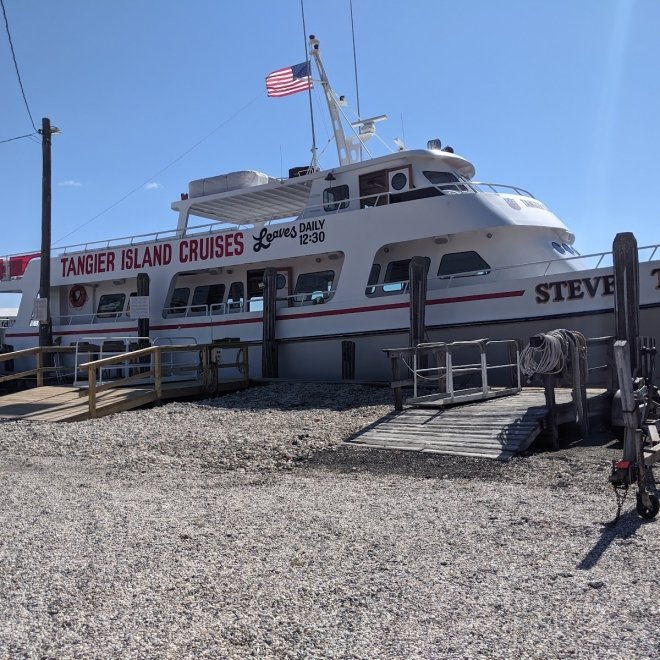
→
(423, 171, 467, 192)
(97, 293, 126, 319)
(323, 184, 350, 212)
(359, 170, 388, 208)
(438, 251, 490, 277)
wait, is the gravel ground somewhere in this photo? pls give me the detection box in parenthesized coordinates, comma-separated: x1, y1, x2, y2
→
(0, 382, 658, 659)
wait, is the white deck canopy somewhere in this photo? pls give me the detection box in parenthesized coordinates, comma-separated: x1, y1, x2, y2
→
(173, 177, 314, 230)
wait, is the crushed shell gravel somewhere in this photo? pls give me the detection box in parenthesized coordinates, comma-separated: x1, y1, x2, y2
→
(0, 382, 658, 659)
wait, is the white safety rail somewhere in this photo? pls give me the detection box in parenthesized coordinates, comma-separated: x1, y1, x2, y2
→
(386, 339, 521, 408)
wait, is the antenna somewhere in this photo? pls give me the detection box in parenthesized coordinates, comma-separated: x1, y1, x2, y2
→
(300, 0, 318, 169)
(349, 0, 362, 160)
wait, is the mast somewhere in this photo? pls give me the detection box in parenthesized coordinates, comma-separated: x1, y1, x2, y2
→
(308, 35, 386, 167)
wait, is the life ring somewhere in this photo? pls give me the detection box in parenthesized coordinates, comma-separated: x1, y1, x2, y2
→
(69, 284, 87, 308)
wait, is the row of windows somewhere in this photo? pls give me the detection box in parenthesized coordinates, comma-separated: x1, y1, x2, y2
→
(372, 252, 489, 283)
(321, 170, 465, 212)
(91, 252, 489, 318)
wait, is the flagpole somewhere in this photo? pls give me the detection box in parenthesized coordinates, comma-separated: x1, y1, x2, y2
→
(300, 0, 318, 170)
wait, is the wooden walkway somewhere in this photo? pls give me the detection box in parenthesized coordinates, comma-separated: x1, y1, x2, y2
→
(346, 388, 610, 461)
(0, 379, 248, 423)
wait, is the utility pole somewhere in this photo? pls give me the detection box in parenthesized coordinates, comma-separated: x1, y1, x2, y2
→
(38, 117, 53, 355)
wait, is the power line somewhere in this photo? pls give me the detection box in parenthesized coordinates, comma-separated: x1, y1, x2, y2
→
(1, 0, 37, 132)
(54, 94, 261, 246)
(0, 131, 37, 145)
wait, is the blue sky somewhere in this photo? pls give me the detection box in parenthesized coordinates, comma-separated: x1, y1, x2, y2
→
(1, 0, 658, 259)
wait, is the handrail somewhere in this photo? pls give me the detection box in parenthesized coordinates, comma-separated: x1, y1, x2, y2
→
(77, 341, 249, 418)
(384, 339, 521, 410)
(0, 346, 77, 386)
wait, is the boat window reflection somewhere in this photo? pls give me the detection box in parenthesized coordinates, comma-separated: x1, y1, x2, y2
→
(323, 184, 350, 212)
(167, 287, 190, 316)
(438, 251, 490, 277)
(192, 284, 226, 314)
(294, 270, 335, 304)
(97, 293, 126, 319)
(227, 282, 244, 313)
(423, 170, 467, 192)
(382, 257, 430, 293)
(365, 263, 381, 296)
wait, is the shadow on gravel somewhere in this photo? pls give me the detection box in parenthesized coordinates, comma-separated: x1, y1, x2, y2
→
(577, 510, 650, 570)
(200, 383, 392, 412)
(306, 446, 513, 482)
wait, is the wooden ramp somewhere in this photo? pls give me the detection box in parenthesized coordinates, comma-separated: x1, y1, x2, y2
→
(346, 388, 610, 461)
(0, 379, 248, 423)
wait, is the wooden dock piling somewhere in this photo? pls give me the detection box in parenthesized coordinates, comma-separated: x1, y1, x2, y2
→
(613, 232, 640, 374)
(262, 267, 278, 378)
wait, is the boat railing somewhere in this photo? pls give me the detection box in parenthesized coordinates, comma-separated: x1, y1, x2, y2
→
(0, 252, 41, 281)
(465, 181, 535, 197)
(41, 180, 538, 258)
(57, 311, 137, 326)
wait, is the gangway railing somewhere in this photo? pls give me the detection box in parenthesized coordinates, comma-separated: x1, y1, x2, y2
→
(77, 340, 249, 418)
(0, 345, 77, 386)
(384, 339, 521, 411)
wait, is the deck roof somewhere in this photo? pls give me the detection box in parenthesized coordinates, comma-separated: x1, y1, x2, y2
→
(174, 178, 315, 225)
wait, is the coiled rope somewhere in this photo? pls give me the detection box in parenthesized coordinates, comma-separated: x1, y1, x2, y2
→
(520, 329, 587, 378)
(520, 329, 589, 434)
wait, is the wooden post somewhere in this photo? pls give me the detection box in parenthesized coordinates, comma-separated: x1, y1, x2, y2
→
(543, 373, 559, 450)
(36, 349, 43, 388)
(390, 356, 403, 411)
(241, 345, 249, 385)
(605, 339, 615, 394)
(136, 272, 150, 346)
(434, 344, 447, 395)
(408, 256, 427, 349)
(88, 366, 97, 419)
(342, 340, 356, 381)
(613, 232, 640, 374)
(154, 347, 162, 402)
(262, 268, 278, 378)
(530, 333, 559, 448)
(569, 339, 589, 438)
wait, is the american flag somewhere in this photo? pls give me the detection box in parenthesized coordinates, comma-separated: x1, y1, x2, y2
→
(265, 61, 313, 98)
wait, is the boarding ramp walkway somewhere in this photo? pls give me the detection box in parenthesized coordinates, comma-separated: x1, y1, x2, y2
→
(347, 339, 611, 460)
(0, 339, 249, 422)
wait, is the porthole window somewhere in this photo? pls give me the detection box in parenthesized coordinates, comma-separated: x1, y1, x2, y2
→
(391, 172, 408, 191)
(551, 242, 566, 255)
(562, 243, 576, 255)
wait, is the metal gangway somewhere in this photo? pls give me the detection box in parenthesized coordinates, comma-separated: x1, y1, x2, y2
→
(385, 339, 521, 410)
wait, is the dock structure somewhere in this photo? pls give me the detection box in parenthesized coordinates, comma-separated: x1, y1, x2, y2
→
(347, 387, 610, 460)
(364, 336, 614, 460)
(0, 341, 249, 422)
